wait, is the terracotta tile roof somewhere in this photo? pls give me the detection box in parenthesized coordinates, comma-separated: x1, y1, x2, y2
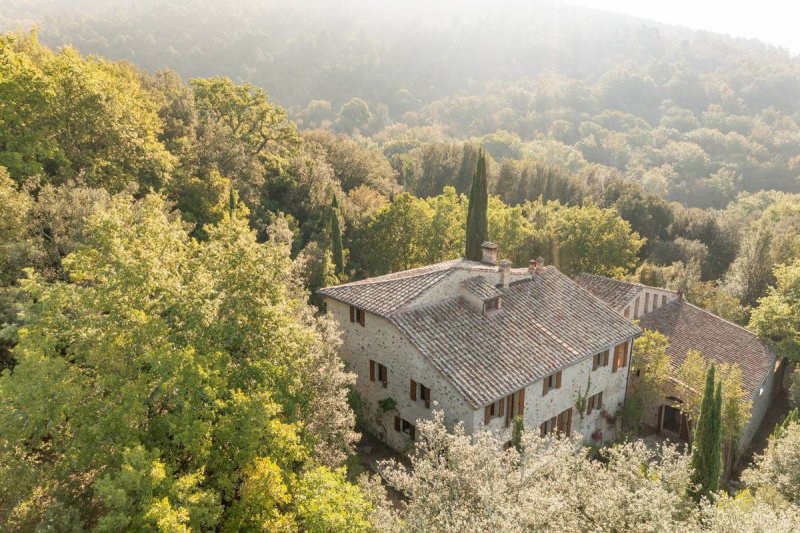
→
(574, 273, 645, 311)
(319, 261, 458, 316)
(638, 300, 775, 398)
(463, 276, 502, 301)
(390, 267, 642, 407)
(318, 259, 499, 317)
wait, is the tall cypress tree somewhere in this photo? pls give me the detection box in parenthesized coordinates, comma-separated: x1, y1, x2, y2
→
(330, 194, 344, 274)
(690, 365, 723, 500)
(465, 150, 488, 261)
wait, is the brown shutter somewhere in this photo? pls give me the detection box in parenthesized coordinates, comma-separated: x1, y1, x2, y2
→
(369, 360, 375, 381)
(612, 346, 620, 372)
(603, 350, 609, 366)
(410, 424, 416, 441)
(622, 341, 629, 367)
(555, 371, 562, 389)
(566, 408, 572, 435)
(505, 395, 512, 427)
(517, 388, 525, 416)
(359, 310, 366, 327)
(350, 306, 355, 322)
(498, 397, 505, 416)
(597, 391, 603, 409)
(587, 396, 593, 415)
(381, 366, 387, 387)
(540, 422, 547, 437)
(542, 379, 549, 396)
(410, 379, 417, 401)
(423, 387, 431, 409)
(484, 405, 491, 425)
(592, 354, 598, 371)
(394, 416, 401, 432)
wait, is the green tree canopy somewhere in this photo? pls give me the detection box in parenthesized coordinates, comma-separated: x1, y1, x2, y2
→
(0, 193, 365, 530)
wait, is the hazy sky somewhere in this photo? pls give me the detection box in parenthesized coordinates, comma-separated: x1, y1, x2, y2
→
(569, 0, 800, 54)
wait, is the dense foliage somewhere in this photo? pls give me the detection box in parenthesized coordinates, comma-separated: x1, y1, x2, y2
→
(369, 412, 800, 532)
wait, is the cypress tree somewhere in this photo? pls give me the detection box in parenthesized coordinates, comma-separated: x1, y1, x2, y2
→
(465, 150, 488, 261)
(511, 415, 524, 453)
(690, 365, 723, 500)
(330, 194, 344, 274)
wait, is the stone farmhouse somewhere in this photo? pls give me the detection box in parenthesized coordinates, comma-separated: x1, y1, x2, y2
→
(575, 273, 782, 451)
(320, 243, 641, 452)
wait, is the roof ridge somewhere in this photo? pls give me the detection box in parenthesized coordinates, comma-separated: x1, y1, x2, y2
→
(389, 269, 456, 315)
(572, 271, 641, 313)
(680, 301, 763, 339)
(321, 260, 458, 290)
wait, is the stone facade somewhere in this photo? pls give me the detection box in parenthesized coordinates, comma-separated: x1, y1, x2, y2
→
(328, 299, 476, 452)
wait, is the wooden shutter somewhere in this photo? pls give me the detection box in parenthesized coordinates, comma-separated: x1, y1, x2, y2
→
(359, 310, 366, 327)
(565, 408, 572, 435)
(592, 354, 598, 371)
(410, 424, 416, 440)
(410, 380, 417, 401)
(540, 422, 547, 437)
(517, 388, 525, 416)
(350, 306, 355, 322)
(587, 395, 594, 415)
(622, 342, 629, 367)
(498, 397, 505, 416)
(612, 346, 620, 372)
(394, 416, 401, 432)
(423, 386, 431, 408)
(484, 405, 491, 425)
(603, 350, 609, 366)
(542, 379, 549, 396)
(597, 391, 603, 409)
(380, 366, 387, 387)
(555, 371, 562, 389)
(369, 360, 375, 381)
(505, 394, 512, 427)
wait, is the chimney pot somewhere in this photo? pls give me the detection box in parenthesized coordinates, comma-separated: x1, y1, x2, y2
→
(480, 241, 498, 265)
(499, 259, 512, 287)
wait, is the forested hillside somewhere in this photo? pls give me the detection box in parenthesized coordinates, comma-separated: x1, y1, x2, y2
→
(5, 0, 800, 209)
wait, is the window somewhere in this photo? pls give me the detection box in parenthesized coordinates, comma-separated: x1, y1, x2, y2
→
(394, 416, 415, 439)
(369, 360, 388, 387)
(586, 391, 603, 414)
(483, 397, 506, 425)
(644, 292, 650, 313)
(540, 407, 573, 437)
(661, 295, 667, 306)
(592, 350, 609, 371)
(483, 297, 500, 314)
(504, 389, 526, 427)
(542, 371, 562, 395)
(612, 342, 629, 373)
(349, 305, 366, 327)
(633, 296, 640, 318)
(410, 380, 431, 408)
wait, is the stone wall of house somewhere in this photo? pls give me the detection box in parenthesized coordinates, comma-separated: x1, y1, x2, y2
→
(741, 353, 781, 452)
(475, 341, 634, 444)
(642, 352, 781, 453)
(623, 288, 679, 319)
(326, 298, 475, 453)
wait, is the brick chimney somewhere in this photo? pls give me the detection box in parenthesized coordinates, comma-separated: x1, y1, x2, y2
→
(536, 256, 545, 274)
(528, 259, 537, 275)
(481, 241, 498, 265)
(499, 259, 512, 287)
